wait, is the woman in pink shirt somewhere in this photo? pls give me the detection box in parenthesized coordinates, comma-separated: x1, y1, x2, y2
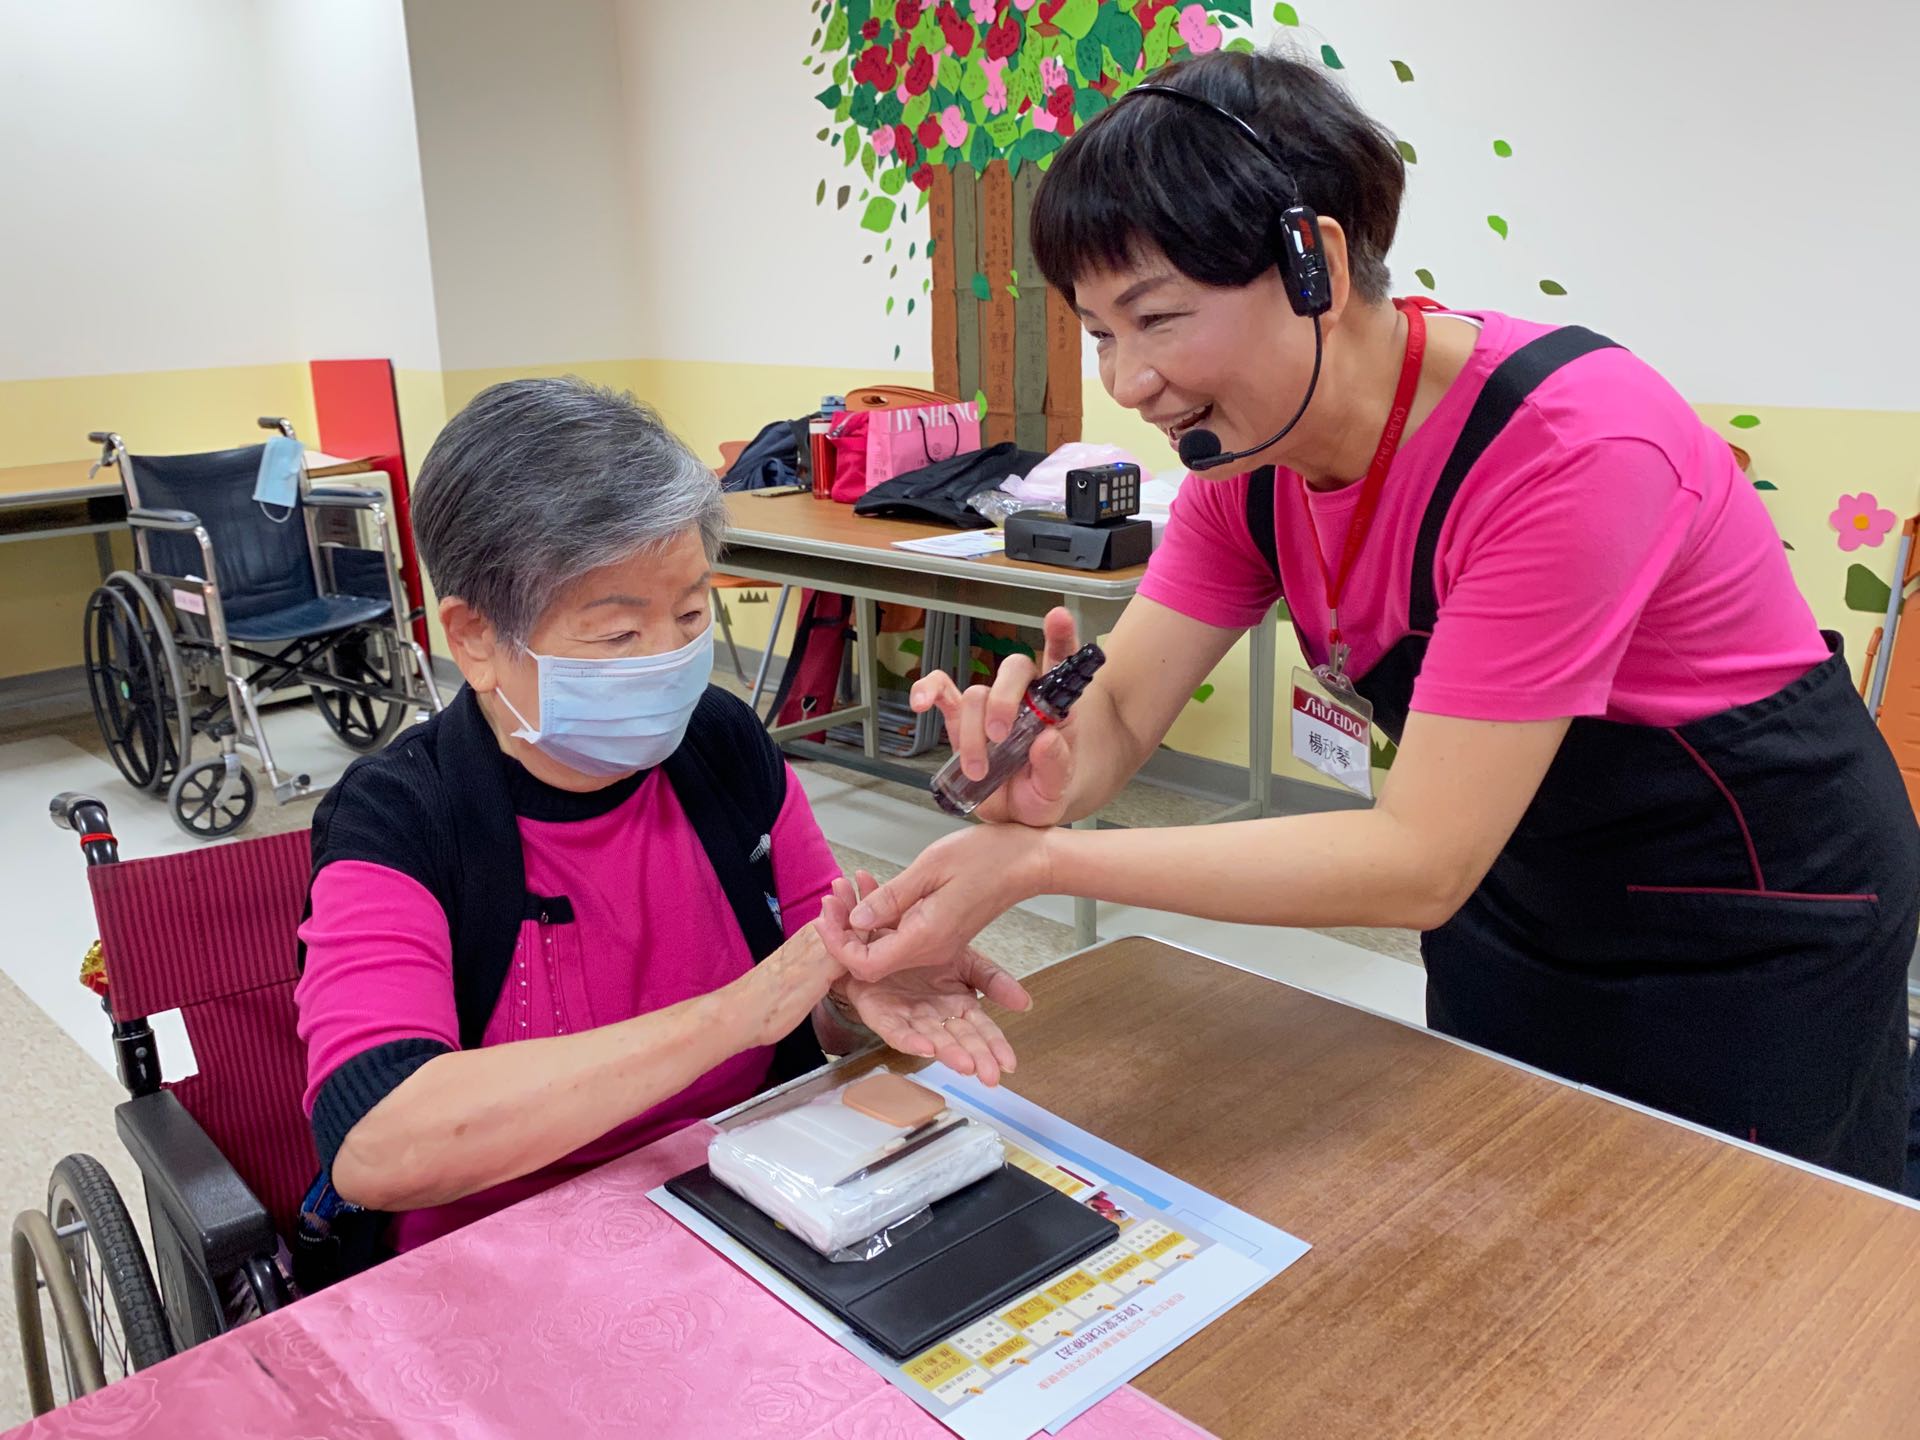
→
(295, 378, 1030, 1261)
(825, 53, 1920, 1192)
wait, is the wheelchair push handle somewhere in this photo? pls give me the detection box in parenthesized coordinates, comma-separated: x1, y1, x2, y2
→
(50, 791, 119, 866)
(257, 416, 298, 438)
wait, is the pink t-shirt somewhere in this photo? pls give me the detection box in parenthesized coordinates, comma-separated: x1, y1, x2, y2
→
(295, 763, 840, 1252)
(1138, 310, 1827, 727)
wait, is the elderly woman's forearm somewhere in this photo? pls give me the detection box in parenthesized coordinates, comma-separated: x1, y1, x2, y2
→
(331, 986, 746, 1211)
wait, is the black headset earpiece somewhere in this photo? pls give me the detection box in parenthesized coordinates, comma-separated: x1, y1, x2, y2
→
(1124, 83, 1332, 319)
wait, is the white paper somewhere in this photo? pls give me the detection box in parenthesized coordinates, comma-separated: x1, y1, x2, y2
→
(892, 531, 1006, 559)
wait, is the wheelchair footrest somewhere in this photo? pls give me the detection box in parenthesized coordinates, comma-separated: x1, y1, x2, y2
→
(273, 775, 312, 804)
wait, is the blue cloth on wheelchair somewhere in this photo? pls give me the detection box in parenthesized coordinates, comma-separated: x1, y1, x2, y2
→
(253, 436, 304, 509)
(225, 594, 392, 644)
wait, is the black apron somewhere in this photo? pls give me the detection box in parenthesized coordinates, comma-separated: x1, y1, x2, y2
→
(1246, 327, 1919, 1189)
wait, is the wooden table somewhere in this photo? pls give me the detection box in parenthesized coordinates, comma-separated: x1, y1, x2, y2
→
(967, 937, 1920, 1438)
(722, 494, 1282, 947)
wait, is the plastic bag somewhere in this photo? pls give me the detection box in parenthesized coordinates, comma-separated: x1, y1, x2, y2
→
(1000, 442, 1144, 507)
(966, 487, 1063, 528)
(708, 1068, 1004, 1258)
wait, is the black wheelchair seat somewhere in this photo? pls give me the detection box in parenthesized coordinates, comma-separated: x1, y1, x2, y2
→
(225, 594, 393, 645)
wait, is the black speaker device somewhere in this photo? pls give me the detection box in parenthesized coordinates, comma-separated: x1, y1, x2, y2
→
(1005, 512, 1153, 570)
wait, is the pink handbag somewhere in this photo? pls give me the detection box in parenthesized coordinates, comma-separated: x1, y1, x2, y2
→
(828, 398, 982, 502)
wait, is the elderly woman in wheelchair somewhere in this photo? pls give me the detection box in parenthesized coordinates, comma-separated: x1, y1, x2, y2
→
(296, 377, 1028, 1256)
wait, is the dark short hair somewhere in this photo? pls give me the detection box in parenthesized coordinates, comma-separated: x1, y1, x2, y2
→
(412, 378, 725, 648)
(1032, 49, 1405, 305)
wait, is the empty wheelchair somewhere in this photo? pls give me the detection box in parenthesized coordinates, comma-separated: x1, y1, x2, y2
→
(81, 418, 441, 838)
(11, 794, 321, 1416)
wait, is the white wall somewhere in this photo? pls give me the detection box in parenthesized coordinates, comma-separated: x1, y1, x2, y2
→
(608, 0, 1920, 410)
(261, 0, 442, 373)
(404, 0, 644, 371)
(614, 0, 927, 373)
(0, 0, 441, 382)
(0, 0, 293, 379)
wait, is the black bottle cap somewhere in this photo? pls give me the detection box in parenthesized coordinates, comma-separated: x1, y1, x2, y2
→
(1031, 642, 1106, 717)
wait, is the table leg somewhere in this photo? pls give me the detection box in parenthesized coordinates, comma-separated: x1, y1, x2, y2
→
(1060, 593, 1101, 947)
(1247, 605, 1277, 818)
(854, 594, 880, 760)
(93, 531, 115, 579)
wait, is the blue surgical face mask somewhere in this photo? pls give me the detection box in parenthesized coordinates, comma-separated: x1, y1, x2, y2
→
(494, 625, 713, 778)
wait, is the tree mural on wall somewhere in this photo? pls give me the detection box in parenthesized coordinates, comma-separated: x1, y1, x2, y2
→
(805, 0, 1271, 447)
(802, 1, 1573, 447)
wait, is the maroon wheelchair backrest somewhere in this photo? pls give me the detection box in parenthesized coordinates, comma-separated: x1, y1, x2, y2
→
(88, 829, 318, 1235)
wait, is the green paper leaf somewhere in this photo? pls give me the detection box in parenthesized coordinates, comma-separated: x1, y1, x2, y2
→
(1075, 86, 1111, 121)
(1729, 413, 1761, 429)
(960, 57, 990, 102)
(1395, 139, 1417, 164)
(1191, 683, 1216, 704)
(886, 296, 895, 314)
(1414, 267, 1436, 290)
(835, 95, 854, 122)
(909, 242, 917, 258)
(1391, 59, 1415, 82)
(1538, 279, 1567, 296)
(1752, 479, 1778, 491)
(881, 165, 906, 196)
(1144, 19, 1173, 68)
(1011, 128, 1065, 167)
(927, 237, 936, 258)
(825, 9, 848, 49)
(1076, 32, 1104, 82)
(899, 636, 924, 657)
(861, 143, 876, 180)
(890, 264, 898, 278)
(886, 237, 893, 251)
(1008, 50, 1043, 110)
(844, 128, 860, 165)
(908, 297, 916, 314)
(971, 272, 991, 301)
(1320, 44, 1343, 69)
(836, 184, 851, 209)
(903, 91, 931, 129)
(938, 55, 963, 92)
(1847, 564, 1893, 615)
(1225, 37, 1255, 53)
(968, 128, 992, 168)
(815, 84, 843, 111)
(1273, 2, 1299, 23)
(847, 0, 870, 29)
(815, 179, 826, 206)
(1097, 8, 1143, 68)
(1055, 0, 1099, 40)
(986, 113, 1021, 148)
(972, 658, 993, 677)
(876, 92, 903, 126)
(1487, 214, 1509, 239)
(974, 388, 989, 416)
(834, 56, 849, 86)
(1493, 138, 1513, 157)
(850, 88, 877, 129)
(913, 8, 942, 52)
(859, 195, 895, 232)
(1006, 283, 1019, 299)
(1215, 0, 1253, 22)
(817, 127, 830, 141)
(894, 344, 902, 360)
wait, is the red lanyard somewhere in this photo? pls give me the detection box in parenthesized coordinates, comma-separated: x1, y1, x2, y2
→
(1297, 297, 1429, 654)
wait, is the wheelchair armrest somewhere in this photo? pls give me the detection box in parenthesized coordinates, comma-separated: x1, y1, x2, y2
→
(115, 1090, 278, 1277)
(304, 487, 383, 509)
(127, 507, 205, 532)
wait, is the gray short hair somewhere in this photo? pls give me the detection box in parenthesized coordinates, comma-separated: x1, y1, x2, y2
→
(412, 378, 727, 648)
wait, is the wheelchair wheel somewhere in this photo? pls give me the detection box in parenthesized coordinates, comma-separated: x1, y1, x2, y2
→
(83, 574, 190, 794)
(167, 756, 257, 839)
(46, 1156, 174, 1379)
(313, 626, 409, 752)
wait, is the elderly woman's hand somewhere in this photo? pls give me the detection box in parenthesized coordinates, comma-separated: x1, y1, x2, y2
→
(732, 924, 845, 1048)
(823, 872, 1032, 1084)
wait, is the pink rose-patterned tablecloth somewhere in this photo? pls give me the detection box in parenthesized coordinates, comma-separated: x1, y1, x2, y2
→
(7, 1125, 1215, 1439)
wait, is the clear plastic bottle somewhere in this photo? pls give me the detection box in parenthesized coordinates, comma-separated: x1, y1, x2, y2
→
(929, 643, 1106, 816)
